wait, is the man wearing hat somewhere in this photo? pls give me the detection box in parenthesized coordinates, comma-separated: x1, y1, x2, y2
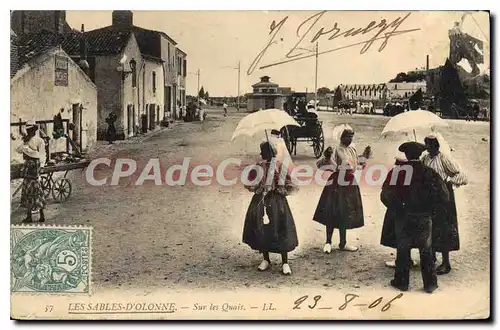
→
(380, 152, 417, 269)
(16, 120, 46, 223)
(381, 141, 449, 293)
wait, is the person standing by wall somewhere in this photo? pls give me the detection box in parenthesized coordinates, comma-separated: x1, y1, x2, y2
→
(16, 120, 46, 223)
(105, 113, 117, 144)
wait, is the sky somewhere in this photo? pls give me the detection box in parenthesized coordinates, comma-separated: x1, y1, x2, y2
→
(66, 11, 490, 97)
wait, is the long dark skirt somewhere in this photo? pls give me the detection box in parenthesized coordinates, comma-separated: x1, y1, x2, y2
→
(20, 158, 46, 211)
(432, 182, 459, 252)
(313, 171, 364, 229)
(243, 191, 298, 253)
(380, 209, 399, 248)
(106, 125, 116, 142)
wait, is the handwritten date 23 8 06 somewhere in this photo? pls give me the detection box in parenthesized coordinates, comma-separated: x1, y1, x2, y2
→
(293, 293, 404, 312)
(248, 11, 420, 75)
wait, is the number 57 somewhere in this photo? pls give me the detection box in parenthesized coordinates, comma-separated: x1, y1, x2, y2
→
(45, 305, 54, 312)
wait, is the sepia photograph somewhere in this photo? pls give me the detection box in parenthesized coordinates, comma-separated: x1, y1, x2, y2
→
(9, 8, 491, 320)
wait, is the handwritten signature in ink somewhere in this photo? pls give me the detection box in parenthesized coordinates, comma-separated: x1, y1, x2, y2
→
(247, 11, 421, 75)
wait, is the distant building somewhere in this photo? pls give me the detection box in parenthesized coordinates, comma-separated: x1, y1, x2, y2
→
(175, 48, 187, 113)
(386, 82, 426, 99)
(246, 76, 283, 111)
(338, 84, 388, 101)
(278, 87, 293, 96)
(425, 67, 442, 97)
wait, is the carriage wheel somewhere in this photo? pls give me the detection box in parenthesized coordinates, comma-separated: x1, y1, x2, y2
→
(39, 176, 52, 199)
(280, 127, 293, 154)
(51, 178, 72, 203)
(313, 128, 325, 159)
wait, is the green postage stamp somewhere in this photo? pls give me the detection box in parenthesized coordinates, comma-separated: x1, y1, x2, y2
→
(10, 225, 92, 293)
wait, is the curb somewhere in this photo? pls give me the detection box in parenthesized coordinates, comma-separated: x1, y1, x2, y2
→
(137, 127, 169, 143)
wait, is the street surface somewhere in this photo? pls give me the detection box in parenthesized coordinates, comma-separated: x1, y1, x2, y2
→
(11, 107, 490, 298)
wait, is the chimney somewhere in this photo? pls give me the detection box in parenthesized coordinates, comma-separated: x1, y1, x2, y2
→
(54, 11, 60, 33)
(426, 55, 429, 71)
(78, 24, 90, 74)
(11, 11, 67, 35)
(112, 11, 133, 29)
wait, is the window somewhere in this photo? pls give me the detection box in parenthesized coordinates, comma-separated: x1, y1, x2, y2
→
(168, 45, 171, 68)
(177, 57, 182, 75)
(183, 59, 187, 78)
(152, 71, 156, 94)
(131, 60, 137, 88)
(395, 84, 398, 90)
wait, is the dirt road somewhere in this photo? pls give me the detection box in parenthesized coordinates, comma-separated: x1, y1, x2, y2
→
(11, 108, 490, 298)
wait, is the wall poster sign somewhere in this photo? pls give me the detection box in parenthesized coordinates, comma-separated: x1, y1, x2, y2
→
(55, 56, 68, 86)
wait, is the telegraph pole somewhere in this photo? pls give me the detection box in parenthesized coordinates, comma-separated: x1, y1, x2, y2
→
(237, 61, 241, 112)
(197, 68, 200, 104)
(314, 42, 319, 107)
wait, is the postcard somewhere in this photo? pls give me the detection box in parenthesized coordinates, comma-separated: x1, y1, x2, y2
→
(10, 10, 490, 320)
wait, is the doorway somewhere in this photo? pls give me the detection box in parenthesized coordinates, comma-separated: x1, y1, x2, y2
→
(265, 97, 274, 109)
(149, 104, 156, 130)
(72, 103, 82, 153)
(127, 104, 134, 137)
(165, 86, 172, 114)
(173, 86, 177, 119)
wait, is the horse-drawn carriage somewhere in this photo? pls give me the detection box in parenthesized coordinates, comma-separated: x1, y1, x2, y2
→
(281, 93, 325, 159)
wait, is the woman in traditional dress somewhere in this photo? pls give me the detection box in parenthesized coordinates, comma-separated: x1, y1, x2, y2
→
(16, 121, 46, 223)
(269, 129, 294, 171)
(242, 141, 299, 275)
(422, 133, 468, 275)
(105, 113, 117, 144)
(313, 125, 366, 253)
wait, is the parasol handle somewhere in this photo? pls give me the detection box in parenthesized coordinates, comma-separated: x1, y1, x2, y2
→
(413, 129, 417, 142)
(264, 129, 276, 158)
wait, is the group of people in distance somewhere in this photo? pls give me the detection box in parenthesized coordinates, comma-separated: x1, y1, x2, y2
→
(241, 124, 467, 293)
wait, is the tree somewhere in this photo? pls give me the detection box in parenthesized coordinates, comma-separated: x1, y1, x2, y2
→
(333, 86, 344, 104)
(409, 88, 423, 110)
(198, 86, 205, 99)
(389, 72, 408, 83)
(317, 87, 331, 96)
(204, 91, 210, 100)
(439, 59, 467, 118)
(390, 71, 426, 83)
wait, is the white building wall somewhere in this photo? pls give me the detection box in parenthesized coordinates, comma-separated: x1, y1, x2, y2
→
(11, 48, 98, 162)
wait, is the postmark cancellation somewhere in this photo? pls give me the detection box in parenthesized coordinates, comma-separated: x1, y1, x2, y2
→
(10, 225, 92, 294)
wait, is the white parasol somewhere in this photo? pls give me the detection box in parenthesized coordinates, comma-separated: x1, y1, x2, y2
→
(231, 109, 300, 141)
(381, 109, 449, 141)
